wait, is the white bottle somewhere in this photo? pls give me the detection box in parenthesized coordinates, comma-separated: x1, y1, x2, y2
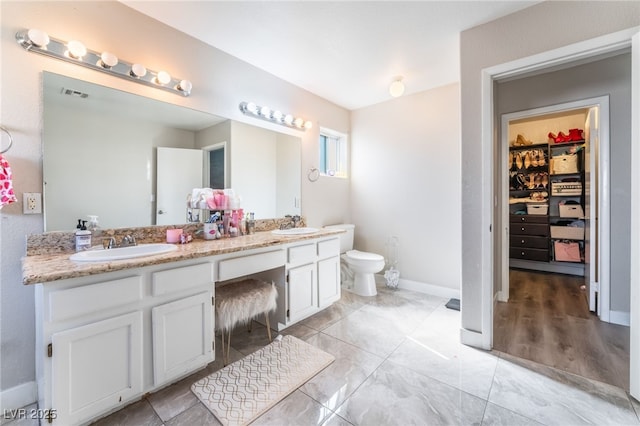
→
(75, 220, 91, 252)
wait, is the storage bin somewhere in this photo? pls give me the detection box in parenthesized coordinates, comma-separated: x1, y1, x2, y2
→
(550, 225, 584, 240)
(559, 204, 584, 218)
(553, 241, 581, 262)
(551, 154, 579, 174)
(527, 203, 548, 215)
(551, 182, 582, 196)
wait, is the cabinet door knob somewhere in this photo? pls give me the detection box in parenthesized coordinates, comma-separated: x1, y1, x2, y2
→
(521, 227, 525, 231)
(521, 251, 525, 256)
(521, 217, 525, 222)
(521, 239, 525, 244)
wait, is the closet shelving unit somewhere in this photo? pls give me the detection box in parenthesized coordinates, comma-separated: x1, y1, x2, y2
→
(508, 137, 587, 271)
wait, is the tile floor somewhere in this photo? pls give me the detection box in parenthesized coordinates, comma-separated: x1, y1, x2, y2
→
(7, 285, 640, 425)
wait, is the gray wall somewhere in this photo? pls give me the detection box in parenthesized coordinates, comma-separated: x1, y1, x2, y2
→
(460, 1, 640, 336)
(497, 53, 632, 313)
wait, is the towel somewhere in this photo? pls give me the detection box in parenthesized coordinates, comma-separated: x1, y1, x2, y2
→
(0, 153, 17, 208)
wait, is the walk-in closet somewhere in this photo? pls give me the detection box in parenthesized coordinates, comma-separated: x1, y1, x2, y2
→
(493, 53, 632, 390)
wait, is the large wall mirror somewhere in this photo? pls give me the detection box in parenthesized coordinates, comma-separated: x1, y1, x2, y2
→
(43, 72, 301, 231)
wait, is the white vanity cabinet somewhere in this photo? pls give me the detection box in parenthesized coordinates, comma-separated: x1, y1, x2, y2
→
(274, 236, 341, 329)
(34, 260, 214, 425)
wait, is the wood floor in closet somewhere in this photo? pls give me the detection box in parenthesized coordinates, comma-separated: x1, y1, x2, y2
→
(493, 268, 630, 390)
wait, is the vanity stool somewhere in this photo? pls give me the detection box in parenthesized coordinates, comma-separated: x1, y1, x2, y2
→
(215, 278, 278, 365)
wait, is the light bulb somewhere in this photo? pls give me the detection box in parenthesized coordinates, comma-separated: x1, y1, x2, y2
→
(67, 40, 87, 59)
(389, 79, 405, 97)
(284, 114, 293, 125)
(272, 110, 283, 122)
(130, 63, 147, 78)
(155, 71, 171, 85)
(304, 120, 313, 130)
(246, 102, 258, 114)
(294, 117, 304, 128)
(99, 51, 118, 68)
(27, 29, 50, 47)
(177, 79, 192, 93)
(260, 106, 271, 117)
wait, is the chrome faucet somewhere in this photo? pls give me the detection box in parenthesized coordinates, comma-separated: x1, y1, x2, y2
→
(120, 235, 137, 247)
(280, 215, 301, 230)
(103, 237, 116, 249)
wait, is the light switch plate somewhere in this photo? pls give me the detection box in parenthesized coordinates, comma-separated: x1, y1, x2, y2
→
(23, 192, 42, 214)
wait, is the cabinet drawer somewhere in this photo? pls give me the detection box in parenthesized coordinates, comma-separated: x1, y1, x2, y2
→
(318, 238, 340, 259)
(49, 276, 143, 322)
(510, 235, 549, 249)
(510, 214, 549, 224)
(509, 247, 549, 262)
(510, 223, 549, 237)
(288, 243, 316, 265)
(218, 250, 286, 281)
(152, 263, 213, 296)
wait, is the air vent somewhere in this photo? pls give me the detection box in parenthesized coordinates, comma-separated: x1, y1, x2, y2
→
(61, 88, 89, 98)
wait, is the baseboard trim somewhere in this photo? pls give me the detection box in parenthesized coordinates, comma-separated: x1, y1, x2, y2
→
(609, 310, 631, 326)
(460, 328, 487, 349)
(375, 274, 460, 300)
(0, 381, 37, 412)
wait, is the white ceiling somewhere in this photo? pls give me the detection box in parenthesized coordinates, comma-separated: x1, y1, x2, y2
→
(122, 1, 538, 110)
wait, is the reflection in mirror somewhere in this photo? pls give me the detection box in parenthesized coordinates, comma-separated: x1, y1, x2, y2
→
(43, 73, 301, 231)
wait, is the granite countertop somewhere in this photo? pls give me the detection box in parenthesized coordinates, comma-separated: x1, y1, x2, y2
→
(22, 229, 344, 285)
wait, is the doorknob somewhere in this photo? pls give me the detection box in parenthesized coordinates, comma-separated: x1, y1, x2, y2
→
(158, 210, 165, 214)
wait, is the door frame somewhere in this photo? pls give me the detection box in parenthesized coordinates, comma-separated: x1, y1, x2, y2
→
(478, 27, 640, 397)
(498, 97, 610, 323)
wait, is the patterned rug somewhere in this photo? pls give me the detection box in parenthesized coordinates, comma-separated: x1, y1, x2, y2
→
(191, 335, 335, 426)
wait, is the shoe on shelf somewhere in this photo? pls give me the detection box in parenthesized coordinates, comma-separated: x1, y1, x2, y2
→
(537, 149, 546, 166)
(568, 128, 584, 141)
(524, 151, 531, 169)
(515, 152, 523, 169)
(509, 152, 513, 171)
(515, 134, 533, 146)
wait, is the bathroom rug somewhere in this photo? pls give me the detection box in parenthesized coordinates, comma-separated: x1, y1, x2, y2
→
(191, 335, 334, 426)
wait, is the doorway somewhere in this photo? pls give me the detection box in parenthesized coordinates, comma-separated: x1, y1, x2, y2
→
(477, 31, 639, 397)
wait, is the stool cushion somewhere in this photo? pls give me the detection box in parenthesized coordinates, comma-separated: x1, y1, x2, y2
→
(215, 279, 278, 332)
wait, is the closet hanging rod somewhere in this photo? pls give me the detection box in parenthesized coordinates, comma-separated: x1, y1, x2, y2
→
(0, 126, 14, 154)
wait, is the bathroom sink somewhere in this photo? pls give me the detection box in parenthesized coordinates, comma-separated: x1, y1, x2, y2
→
(271, 227, 319, 235)
(70, 243, 178, 262)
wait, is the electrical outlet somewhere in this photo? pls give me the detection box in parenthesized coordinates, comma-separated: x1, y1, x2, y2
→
(23, 193, 42, 214)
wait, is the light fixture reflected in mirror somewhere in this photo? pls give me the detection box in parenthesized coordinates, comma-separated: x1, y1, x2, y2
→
(389, 77, 405, 97)
(16, 28, 192, 97)
(239, 101, 313, 131)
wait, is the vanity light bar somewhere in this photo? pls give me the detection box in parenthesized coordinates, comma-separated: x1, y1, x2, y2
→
(239, 101, 313, 131)
(16, 29, 192, 97)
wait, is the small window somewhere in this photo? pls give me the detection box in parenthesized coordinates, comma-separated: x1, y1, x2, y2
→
(319, 128, 348, 178)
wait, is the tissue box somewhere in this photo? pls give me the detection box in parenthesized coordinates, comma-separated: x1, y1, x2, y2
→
(559, 204, 584, 218)
(550, 226, 584, 240)
(527, 203, 548, 215)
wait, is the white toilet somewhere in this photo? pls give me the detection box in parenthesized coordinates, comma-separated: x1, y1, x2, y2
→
(324, 224, 385, 296)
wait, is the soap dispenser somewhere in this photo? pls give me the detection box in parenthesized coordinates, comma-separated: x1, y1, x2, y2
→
(75, 220, 91, 252)
(88, 215, 102, 240)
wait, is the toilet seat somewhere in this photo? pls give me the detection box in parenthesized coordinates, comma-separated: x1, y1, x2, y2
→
(346, 250, 384, 262)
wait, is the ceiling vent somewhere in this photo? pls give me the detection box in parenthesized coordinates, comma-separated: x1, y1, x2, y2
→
(61, 88, 89, 98)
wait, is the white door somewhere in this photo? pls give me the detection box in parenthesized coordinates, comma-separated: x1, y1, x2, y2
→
(152, 292, 213, 385)
(156, 147, 203, 225)
(51, 312, 143, 425)
(585, 107, 599, 313)
(318, 256, 341, 308)
(288, 264, 317, 323)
